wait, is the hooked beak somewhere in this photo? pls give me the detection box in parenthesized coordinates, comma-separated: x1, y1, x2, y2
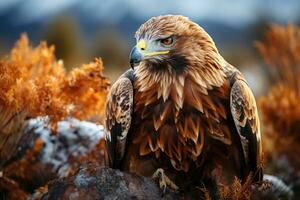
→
(129, 46, 143, 69)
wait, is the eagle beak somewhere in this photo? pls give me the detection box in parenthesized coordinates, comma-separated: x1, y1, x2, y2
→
(129, 46, 143, 69)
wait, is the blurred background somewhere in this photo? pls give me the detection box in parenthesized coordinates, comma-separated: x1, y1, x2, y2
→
(0, 0, 300, 96)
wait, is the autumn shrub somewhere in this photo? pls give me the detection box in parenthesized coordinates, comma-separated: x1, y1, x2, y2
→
(0, 34, 109, 122)
(0, 34, 109, 167)
(256, 24, 300, 169)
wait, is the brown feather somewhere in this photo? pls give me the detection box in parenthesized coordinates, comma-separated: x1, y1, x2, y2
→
(109, 16, 263, 194)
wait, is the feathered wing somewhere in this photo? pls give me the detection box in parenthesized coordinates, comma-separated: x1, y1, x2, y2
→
(230, 78, 263, 182)
(104, 72, 134, 168)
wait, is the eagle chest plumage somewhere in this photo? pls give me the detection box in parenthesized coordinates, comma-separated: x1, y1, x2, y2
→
(105, 15, 263, 189)
(127, 68, 232, 173)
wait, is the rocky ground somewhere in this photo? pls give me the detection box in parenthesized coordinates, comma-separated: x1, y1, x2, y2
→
(43, 167, 178, 200)
(0, 117, 106, 199)
(0, 118, 296, 200)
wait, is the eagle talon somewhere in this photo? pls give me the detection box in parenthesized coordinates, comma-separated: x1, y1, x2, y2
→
(152, 168, 179, 193)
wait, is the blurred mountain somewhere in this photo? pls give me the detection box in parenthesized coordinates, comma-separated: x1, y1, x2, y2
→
(0, 0, 299, 51)
(0, 10, 41, 55)
(0, 11, 248, 49)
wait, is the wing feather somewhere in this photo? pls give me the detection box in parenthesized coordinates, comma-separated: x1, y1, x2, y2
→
(230, 79, 263, 181)
(104, 74, 133, 168)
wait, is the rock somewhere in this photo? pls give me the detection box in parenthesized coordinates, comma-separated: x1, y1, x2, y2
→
(24, 117, 105, 178)
(252, 174, 294, 200)
(44, 166, 179, 200)
(1, 117, 106, 198)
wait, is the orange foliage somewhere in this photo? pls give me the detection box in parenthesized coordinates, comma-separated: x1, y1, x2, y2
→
(0, 34, 110, 124)
(256, 24, 300, 90)
(256, 24, 300, 168)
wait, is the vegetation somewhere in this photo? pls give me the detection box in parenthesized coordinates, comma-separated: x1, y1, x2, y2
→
(257, 24, 300, 169)
(0, 34, 109, 124)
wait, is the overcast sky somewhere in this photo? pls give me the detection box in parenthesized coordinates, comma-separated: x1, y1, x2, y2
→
(0, 0, 299, 26)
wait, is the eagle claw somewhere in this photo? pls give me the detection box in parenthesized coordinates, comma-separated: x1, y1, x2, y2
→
(152, 168, 179, 194)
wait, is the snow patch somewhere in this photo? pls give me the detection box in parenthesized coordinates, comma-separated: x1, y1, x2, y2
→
(26, 117, 104, 177)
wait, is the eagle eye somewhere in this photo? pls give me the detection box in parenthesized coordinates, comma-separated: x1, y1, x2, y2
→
(160, 36, 173, 46)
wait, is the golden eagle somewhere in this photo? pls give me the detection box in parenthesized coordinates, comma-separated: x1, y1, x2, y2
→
(104, 15, 263, 198)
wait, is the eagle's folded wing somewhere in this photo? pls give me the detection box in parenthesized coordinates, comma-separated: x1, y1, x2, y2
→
(230, 79, 263, 181)
(104, 76, 133, 168)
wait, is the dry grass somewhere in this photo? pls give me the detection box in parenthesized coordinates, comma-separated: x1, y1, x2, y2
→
(0, 35, 109, 170)
(0, 34, 110, 124)
(212, 167, 254, 200)
(256, 24, 300, 169)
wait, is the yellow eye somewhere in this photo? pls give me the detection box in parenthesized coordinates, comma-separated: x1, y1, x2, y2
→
(160, 37, 173, 46)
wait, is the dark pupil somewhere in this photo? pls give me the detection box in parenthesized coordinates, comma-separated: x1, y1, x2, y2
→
(162, 37, 172, 45)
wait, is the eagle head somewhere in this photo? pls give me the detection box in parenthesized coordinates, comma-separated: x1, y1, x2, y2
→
(130, 15, 221, 76)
